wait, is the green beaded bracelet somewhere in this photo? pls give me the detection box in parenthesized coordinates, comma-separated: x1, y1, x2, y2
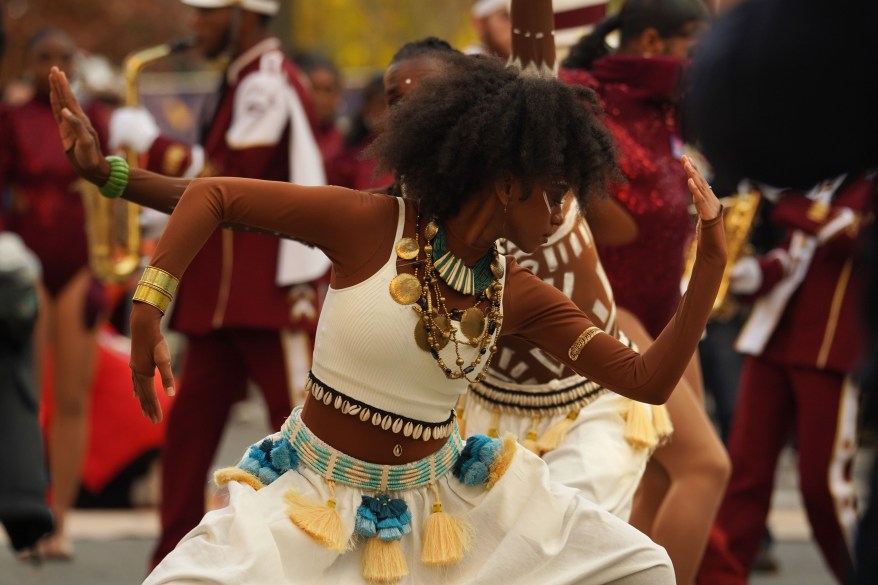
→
(98, 155, 130, 199)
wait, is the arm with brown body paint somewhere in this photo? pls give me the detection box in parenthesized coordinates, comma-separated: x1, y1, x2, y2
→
(130, 175, 398, 422)
(504, 209, 724, 404)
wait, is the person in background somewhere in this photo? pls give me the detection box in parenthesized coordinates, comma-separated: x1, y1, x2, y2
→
(292, 51, 345, 168)
(859, 205, 878, 585)
(560, 3, 732, 583)
(0, 232, 55, 559)
(325, 73, 393, 191)
(682, 2, 878, 582)
(707, 174, 873, 584)
(106, 0, 329, 570)
(380, 36, 459, 202)
(463, 0, 512, 60)
(0, 27, 109, 560)
(463, 0, 666, 524)
(383, 37, 458, 109)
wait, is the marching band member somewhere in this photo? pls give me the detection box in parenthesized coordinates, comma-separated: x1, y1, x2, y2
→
(107, 0, 329, 567)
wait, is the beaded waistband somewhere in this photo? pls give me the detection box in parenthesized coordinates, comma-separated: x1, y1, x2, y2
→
(469, 333, 636, 417)
(306, 372, 456, 442)
(469, 373, 608, 417)
(281, 407, 465, 492)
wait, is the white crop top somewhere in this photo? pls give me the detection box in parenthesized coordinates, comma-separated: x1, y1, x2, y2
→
(311, 198, 507, 424)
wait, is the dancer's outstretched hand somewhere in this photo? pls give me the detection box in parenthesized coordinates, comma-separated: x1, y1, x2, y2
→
(49, 66, 109, 185)
(129, 302, 175, 424)
(682, 155, 722, 221)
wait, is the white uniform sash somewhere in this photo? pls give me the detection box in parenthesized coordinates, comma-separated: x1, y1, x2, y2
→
(735, 176, 844, 355)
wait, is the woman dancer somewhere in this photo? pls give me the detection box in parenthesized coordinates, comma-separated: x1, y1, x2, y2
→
(463, 0, 669, 521)
(561, 2, 731, 582)
(0, 28, 108, 559)
(51, 50, 723, 584)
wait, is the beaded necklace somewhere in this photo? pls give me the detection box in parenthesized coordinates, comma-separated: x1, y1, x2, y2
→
(389, 214, 505, 383)
(431, 227, 495, 296)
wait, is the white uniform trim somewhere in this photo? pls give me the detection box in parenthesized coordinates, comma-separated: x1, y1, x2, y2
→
(735, 176, 845, 355)
(829, 376, 859, 554)
(226, 47, 331, 286)
(225, 53, 291, 149)
(817, 207, 857, 243)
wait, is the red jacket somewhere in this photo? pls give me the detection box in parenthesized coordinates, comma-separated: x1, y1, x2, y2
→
(143, 39, 325, 335)
(740, 174, 875, 373)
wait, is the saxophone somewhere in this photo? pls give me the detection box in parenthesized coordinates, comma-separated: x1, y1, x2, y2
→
(81, 39, 194, 283)
(681, 190, 762, 321)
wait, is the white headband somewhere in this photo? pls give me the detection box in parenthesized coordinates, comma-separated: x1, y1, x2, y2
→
(472, 0, 509, 18)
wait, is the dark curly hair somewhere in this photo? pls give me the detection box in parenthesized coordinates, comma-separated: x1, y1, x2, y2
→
(390, 36, 460, 65)
(368, 55, 619, 222)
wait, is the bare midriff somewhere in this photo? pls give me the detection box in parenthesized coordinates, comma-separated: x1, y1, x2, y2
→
(300, 394, 449, 464)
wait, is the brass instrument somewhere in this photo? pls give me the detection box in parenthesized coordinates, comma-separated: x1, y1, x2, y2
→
(82, 40, 194, 283)
(681, 190, 762, 321)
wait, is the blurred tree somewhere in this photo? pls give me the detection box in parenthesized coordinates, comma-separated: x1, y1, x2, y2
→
(1, 0, 477, 89)
(289, 0, 476, 71)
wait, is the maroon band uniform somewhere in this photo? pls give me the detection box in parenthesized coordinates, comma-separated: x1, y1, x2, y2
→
(701, 174, 875, 583)
(139, 38, 327, 566)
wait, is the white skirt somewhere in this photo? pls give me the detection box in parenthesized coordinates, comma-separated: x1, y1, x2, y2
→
(143, 413, 672, 585)
(463, 391, 652, 521)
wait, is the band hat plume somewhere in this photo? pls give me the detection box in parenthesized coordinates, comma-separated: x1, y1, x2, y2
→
(472, 0, 510, 18)
(181, 0, 280, 15)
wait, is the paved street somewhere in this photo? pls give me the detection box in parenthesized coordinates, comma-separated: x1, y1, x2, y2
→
(1, 397, 871, 585)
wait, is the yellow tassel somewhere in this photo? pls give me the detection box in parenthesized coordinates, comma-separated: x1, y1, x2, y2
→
(520, 415, 542, 454)
(487, 433, 518, 489)
(487, 411, 501, 438)
(535, 410, 579, 454)
(624, 400, 659, 450)
(421, 486, 472, 566)
(650, 404, 674, 443)
(214, 467, 264, 491)
(362, 537, 408, 585)
(285, 484, 348, 552)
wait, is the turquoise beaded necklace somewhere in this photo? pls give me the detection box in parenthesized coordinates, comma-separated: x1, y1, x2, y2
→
(431, 226, 495, 296)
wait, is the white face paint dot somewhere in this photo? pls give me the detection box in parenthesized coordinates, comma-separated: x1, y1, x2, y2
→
(404, 78, 413, 85)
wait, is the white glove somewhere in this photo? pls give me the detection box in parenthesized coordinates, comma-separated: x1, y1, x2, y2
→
(728, 256, 762, 294)
(0, 233, 41, 282)
(109, 106, 160, 153)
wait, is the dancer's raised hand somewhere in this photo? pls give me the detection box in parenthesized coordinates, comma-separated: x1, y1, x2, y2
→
(682, 155, 722, 221)
(49, 66, 109, 184)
